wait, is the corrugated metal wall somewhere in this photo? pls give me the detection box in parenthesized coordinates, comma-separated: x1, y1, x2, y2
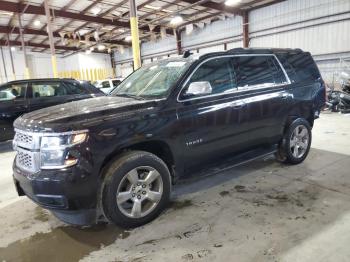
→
(114, 0, 350, 82)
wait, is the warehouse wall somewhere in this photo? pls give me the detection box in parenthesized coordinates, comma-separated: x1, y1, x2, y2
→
(0, 49, 112, 84)
(114, 15, 244, 77)
(249, 0, 350, 84)
(114, 0, 350, 83)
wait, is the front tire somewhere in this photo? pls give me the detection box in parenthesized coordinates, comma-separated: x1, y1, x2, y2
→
(101, 151, 171, 228)
(276, 118, 312, 165)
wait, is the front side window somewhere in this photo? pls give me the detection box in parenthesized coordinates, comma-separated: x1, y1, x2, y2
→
(0, 83, 26, 101)
(183, 57, 236, 98)
(111, 59, 192, 99)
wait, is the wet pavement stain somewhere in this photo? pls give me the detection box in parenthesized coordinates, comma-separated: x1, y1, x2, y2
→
(170, 199, 193, 210)
(0, 224, 130, 262)
(33, 207, 50, 222)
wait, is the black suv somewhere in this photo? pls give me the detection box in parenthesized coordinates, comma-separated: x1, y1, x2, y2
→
(12, 48, 325, 228)
(0, 78, 104, 142)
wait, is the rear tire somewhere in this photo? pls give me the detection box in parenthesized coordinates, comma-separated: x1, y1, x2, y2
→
(101, 151, 171, 228)
(276, 118, 312, 165)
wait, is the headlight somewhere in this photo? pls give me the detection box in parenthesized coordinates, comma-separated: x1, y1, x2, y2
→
(40, 131, 88, 169)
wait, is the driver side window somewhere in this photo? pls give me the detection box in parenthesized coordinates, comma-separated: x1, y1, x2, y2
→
(183, 57, 237, 98)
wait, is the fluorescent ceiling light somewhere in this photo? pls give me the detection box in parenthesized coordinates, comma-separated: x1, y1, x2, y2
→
(170, 15, 184, 25)
(144, 4, 161, 10)
(162, 9, 173, 13)
(225, 0, 241, 6)
(97, 44, 106, 51)
(118, 28, 125, 33)
(34, 20, 41, 27)
(125, 35, 132, 42)
(90, 47, 94, 51)
(0, 11, 12, 16)
(91, 7, 101, 16)
(78, 29, 89, 36)
(85, 50, 92, 54)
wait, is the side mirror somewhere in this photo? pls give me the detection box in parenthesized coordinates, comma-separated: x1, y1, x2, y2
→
(185, 81, 212, 96)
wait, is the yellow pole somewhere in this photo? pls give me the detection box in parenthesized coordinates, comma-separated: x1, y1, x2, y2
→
(86, 69, 89, 81)
(24, 67, 30, 79)
(51, 55, 58, 78)
(129, 0, 141, 70)
(44, 0, 58, 78)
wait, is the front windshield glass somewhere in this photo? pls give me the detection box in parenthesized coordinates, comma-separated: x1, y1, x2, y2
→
(111, 59, 192, 99)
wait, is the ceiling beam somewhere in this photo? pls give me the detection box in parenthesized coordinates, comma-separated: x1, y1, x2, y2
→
(246, 0, 286, 11)
(0, 39, 77, 51)
(180, 0, 242, 15)
(0, 25, 131, 46)
(0, 0, 130, 28)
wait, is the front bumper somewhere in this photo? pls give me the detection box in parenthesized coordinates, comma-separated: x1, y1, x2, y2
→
(13, 162, 101, 225)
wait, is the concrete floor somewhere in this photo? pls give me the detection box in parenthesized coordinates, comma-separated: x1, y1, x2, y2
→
(0, 112, 350, 262)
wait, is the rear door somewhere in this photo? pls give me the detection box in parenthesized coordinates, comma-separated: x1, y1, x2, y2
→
(232, 55, 292, 145)
(0, 82, 28, 141)
(28, 81, 67, 112)
(28, 80, 91, 112)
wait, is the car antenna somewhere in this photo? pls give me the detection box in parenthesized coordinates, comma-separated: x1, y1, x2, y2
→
(183, 50, 193, 58)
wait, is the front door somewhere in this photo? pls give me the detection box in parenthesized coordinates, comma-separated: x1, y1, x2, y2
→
(176, 56, 249, 170)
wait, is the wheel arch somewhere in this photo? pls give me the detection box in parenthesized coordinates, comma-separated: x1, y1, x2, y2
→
(99, 140, 176, 182)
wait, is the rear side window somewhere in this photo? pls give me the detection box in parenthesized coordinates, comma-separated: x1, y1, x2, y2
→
(185, 57, 236, 96)
(31, 82, 63, 98)
(278, 52, 320, 83)
(233, 56, 287, 89)
(63, 81, 86, 95)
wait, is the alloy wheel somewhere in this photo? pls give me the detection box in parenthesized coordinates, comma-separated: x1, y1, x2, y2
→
(289, 125, 309, 158)
(116, 166, 163, 218)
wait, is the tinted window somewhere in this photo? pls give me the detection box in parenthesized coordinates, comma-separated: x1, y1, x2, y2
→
(112, 80, 121, 87)
(234, 56, 286, 88)
(185, 57, 236, 96)
(101, 81, 110, 88)
(0, 83, 26, 101)
(286, 52, 320, 82)
(31, 82, 66, 98)
(63, 82, 86, 95)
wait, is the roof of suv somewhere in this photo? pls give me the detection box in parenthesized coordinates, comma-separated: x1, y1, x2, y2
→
(0, 78, 78, 86)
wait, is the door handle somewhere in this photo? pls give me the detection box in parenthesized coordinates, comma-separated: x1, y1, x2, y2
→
(230, 101, 246, 109)
(281, 93, 290, 99)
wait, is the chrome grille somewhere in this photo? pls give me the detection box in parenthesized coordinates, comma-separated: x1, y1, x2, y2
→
(15, 132, 33, 145)
(14, 129, 41, 150)
(17, 150, 33, 170)
(14, 129, 41, 173)
(15, 147, 39, 173)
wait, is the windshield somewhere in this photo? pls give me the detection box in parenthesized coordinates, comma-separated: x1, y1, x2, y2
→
(110, 59, 192, 99)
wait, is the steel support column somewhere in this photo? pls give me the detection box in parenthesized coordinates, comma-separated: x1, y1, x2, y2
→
(44, 0, 58, 78)
(242, 11, 249, 48)
(18, 13, 30, 79)
(6, 34, 16, 80)
(0, 46, 8, 82)
(175, 30, 182, 55)
(129, 0, 141, 70)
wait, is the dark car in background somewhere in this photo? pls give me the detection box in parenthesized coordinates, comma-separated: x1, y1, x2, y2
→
(12, 48, 325, 228)
(0, 78, 104, 142)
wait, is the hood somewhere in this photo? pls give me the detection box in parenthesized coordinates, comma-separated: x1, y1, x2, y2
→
(14, 96, 159, 133)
